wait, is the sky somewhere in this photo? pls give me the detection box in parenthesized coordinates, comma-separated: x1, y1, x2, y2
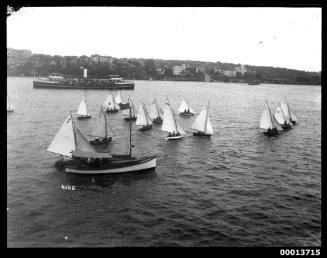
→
(7, 7, 321, 72)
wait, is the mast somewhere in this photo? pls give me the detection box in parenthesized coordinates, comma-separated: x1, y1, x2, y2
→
(204, 102, 209, 133)
(266, 100, 274, 129)
(85, 96, 88, 115)
(155, 98, 161, 118)
(142, 102, 150, 125)
(103, 108, 108, 138)
(70, 110, 77, 150)
(129, 104, 132, 156)
(167, 98, 178, 132)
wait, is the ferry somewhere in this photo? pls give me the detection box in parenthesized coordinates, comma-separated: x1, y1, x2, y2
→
(33, 71, 134, 90)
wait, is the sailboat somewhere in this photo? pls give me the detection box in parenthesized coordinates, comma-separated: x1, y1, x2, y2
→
(149, 98, 163, 124)
(191, 103, 213, 137)
(47, 111, 156, 174)
(7, 96, 14, 112)
(123, 97, 137, 121)
(178, 98, 195, 117)
(281, 97, 298, 125)
(274, 103, 292, 130)
(136, 101, 152, 131)
(103, 94, 119, 113)
(76, 96, 91, 119)
(89, 108, 113, 145)
(259, 100, 282, 136)
(161, 99, 186, 140)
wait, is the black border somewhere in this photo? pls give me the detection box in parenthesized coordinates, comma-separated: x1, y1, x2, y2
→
(3, 0, 324, 254)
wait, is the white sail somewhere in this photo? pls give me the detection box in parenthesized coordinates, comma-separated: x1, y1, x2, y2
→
(47, 115, 76, 157)
(272, 115, 283, 131)
(149, 100, 163, 119)
(103, 94, 119, 110)
(162, 104, 177, 133)
(76, 97, 89, 116)
(7, 96, 14, 110)
(274, 106, 286, 125)
(205, 117, 214, 135)
(136, 103, 152, 126)
(75, 128, 97, 153)
(259, 103, 274, 129)
(115, 91, 123, 104)
(162, 103, 185, 134)
(178, 98, 195, 113)
(91, 110, 107, 138)
(290, 110, 298, 122)
(178, 99, 188, 113)
(191, 106, 213, 135)
(122, 98, 136, 117)
(280, 100, 290, 120)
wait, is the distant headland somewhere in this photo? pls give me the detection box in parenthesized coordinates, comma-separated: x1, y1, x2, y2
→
(7, 48, 321, 85)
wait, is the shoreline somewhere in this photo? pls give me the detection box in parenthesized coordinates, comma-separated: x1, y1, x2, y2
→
(6, 76, 321, 87)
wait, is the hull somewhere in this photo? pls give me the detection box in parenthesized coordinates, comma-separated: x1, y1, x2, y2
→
(281, 124, 292, 130)
(63, 156, 156, 174)
(124, 117, 137, 121)
(139, 125, 152, 131)
(33, 80, 134, 90)
(165, 135, 183, 140)
(106, 109, 119, 113)
(77, 115, 91, 119)
(7, 109, 14, 112)
(193, 132, 211, 137)
(152, 118, 163, 124)
(89, 137, 112, 145)
(179, 112, 194, 117)
(263, 130, 279, 136)
(291, 120, 296, 125)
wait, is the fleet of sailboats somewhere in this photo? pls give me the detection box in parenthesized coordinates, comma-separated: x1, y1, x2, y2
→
(191, 103, 213, 136)
(44, 89, 301, 173)
(162, 99, 186, 140)
(178, 98, 195, 117)
(7, 96, 14, 112)
(149, 98, 163, 124)
(76, 96, 91, 119)
(136, 101, 152, 131)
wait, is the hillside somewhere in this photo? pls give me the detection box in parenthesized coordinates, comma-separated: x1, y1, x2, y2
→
(7, 48, 321, 85)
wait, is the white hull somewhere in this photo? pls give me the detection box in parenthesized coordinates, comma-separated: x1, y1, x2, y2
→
(65, 157, 156, 174)
(165, 135, 184, 141)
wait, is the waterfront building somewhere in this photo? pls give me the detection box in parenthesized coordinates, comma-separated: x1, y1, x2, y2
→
(235, 64, 247, 75)
(223, 70, 237, 77)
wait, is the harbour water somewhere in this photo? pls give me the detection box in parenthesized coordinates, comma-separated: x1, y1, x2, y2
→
(7, 77, 321, 247)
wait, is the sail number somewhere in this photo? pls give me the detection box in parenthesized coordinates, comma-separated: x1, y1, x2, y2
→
(61, 184, 76, 191)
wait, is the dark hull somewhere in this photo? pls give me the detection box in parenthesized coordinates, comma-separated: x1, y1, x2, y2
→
(152, 118, 163, 124)
(124, 117, 137, 121)
(291, 120, 296, 125)
(139, 125, 152, 131)
(263, 130, 279, 136)
(33, 81, 134, 90)
(77, 115, 91, 119)
(89, 137, 112, 145)
(193, 132, 211, 137)
(281, 124, 292, 130)
(106, 109, 119, 113)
